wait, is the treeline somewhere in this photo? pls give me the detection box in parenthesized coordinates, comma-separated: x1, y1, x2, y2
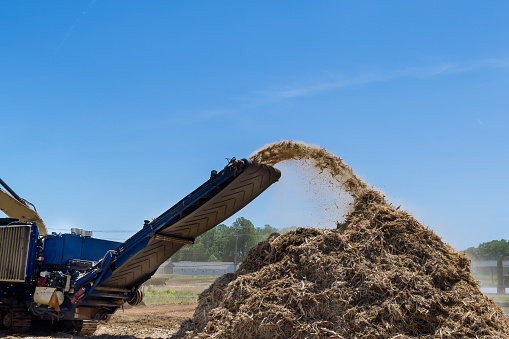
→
(170, 217, 295, 263)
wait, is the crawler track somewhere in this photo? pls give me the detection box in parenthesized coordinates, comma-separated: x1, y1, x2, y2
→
(3, 312, 31, 333)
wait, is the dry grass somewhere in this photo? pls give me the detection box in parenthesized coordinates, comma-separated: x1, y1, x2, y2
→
(143, 285, 207, 305)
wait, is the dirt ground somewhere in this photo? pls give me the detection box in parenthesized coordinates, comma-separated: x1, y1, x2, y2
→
(0, 304, 196, 339)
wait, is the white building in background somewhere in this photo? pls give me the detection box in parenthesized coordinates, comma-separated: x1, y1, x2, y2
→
(156, 261, 235, 275)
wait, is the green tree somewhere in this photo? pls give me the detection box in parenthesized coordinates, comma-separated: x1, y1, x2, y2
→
(466, 239, 509, 294)
(171, 244, 190, 262)
(211, 223, 235, 261)
(259, 224, 278, 237)
(231, 217, 258, 265)
(171, 237, 208, 262)
(200, 227, 217, 256)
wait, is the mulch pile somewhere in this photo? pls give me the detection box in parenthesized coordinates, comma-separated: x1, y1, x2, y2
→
(172, 141, 509, 339)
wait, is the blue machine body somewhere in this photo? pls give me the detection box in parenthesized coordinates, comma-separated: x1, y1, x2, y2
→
(42, 234, 121, 265)
(25, 224, 40, 283)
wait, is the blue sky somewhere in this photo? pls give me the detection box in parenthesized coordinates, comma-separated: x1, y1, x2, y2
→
(1, 1, 508, 250)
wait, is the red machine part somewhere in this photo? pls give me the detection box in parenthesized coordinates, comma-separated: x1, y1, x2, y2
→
(70, 287, 86, 305)
(36, 277, 47, 287)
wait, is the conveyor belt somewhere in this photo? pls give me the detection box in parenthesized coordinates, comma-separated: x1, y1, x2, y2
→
(100, 160, 280, 288)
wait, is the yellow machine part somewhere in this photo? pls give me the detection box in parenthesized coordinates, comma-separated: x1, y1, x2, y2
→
(0, 188, 47, 235)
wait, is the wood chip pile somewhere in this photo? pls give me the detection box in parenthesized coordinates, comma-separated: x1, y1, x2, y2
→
(172, 141, 509, 339)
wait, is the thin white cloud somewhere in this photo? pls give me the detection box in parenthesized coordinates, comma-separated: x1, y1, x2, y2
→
(249, 58, 509, 103)
(137, 56, 509, 128)
(483, 57, 509, 69)
(49, 0, 96, 60)
(50, 23, 78, 60)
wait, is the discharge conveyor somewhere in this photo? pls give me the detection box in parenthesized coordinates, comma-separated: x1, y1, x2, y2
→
(77, 158, 281, 291)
